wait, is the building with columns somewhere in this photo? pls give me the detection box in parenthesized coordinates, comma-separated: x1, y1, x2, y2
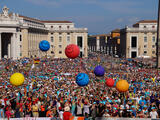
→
(88, 34, 110, 54)
(0, 6, 88, 59)
(120, 20, 157, 58)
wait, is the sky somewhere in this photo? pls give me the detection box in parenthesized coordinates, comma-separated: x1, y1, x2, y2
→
(0, 0, 158, 34)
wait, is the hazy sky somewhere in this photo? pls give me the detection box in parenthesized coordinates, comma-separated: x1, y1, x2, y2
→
(0, 0, 158, 34)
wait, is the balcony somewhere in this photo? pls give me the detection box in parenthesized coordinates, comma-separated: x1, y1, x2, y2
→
(126, 27, 157, 33)
(48, 28, 88, 33)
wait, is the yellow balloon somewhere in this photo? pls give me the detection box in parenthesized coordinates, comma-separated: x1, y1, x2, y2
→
(10, 73, 25, 86)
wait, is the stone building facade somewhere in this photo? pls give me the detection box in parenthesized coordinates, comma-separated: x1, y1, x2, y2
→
(120, 20, 157, 58)
(0, 6, 88, 59)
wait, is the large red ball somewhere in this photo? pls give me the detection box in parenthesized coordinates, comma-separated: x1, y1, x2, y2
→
(65, 44, 80, 59)
(105, 78, 115, 87)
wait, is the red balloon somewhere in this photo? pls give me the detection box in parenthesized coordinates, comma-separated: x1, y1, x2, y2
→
(106, 78, 115, 87)
(65, 44, 80, 59)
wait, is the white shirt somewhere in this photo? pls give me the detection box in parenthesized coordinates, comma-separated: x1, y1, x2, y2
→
(83, 105, 90, 115)
(150, 111, 158, 118)
(59, 111, 63, 120)
(56, 102, 61, 112)
(120, 105, 125, 110)
(0, 99, 5, 106)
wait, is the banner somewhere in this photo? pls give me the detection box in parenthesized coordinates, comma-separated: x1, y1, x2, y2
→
(0, 118, 50, 120)
(0, 117, 153, 120)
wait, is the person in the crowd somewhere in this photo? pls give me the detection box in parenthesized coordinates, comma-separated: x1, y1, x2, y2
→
(150, 107, 159, 119)
(63, 106, 72, 120)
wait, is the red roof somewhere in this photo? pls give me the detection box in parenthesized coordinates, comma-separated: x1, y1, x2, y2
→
(136, 20, 157, 23)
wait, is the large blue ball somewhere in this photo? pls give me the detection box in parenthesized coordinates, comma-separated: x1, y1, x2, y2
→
(39, 40, 50, 51)
(76, 73, 89, 86)
(94, 65, 105, 77)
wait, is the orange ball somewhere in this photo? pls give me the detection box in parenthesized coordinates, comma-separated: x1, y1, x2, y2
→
(116, 80, 129, 92)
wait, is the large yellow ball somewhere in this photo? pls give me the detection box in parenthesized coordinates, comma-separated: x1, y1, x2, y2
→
(10, 73, 25, 86)
(116, 80, 129, 92)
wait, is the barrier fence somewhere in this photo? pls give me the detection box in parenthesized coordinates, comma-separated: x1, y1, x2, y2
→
(0, 117, 158, 120)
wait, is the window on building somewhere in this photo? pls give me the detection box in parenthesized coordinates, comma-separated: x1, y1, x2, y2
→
(59, 36, 62, 42)
(67, 33, 70, 35)
(152, 26, 155, 28)
(51, 45, 54, 48)
(144, 26, 146, 28)
(131, 36, 137, 48)
(152, 36, 156, 42)
(67, 26, 70, 29)
(144, 36, 147, 42)
(59, 51, 62, 54)
(20, 53, 22, 56)
(51, 33, 53, 35)
(144, 51, 147, 55)
(152, 51, 155, 54)
(50, 37, 54, 42)
(152, 45, 155, 48)
(20, 35, 22, 41)
(67, 36, 70, 42)
(20, 45, 22, 48)
(59, 26, 61, 29)
(51, 51, 54, 54)
(59, 45, 62, 48)
(144, 45, 147, 48)
(77, 36, 83, 48)
(51, 26, 53, 28)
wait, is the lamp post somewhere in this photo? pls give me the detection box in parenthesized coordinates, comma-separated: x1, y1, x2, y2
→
(157, 0, 160, 68)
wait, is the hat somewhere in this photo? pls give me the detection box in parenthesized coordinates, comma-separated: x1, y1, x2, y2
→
(64, 106, 70, 112)
(144, 105, 147, 108)
(113, 107, 117, 110)
(151, 107, 156, 110)
(59, 107, 62, 110)
(131, 105, 135, 108)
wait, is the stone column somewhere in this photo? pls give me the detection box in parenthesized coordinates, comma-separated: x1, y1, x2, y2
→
(8, 44, 10, 58)
(11, 33, 16, 59)
(0, 33, 1, 59)
(11, 33, 20, 59)
(96, 36, 100, 52)
(16, 33, 20, 59)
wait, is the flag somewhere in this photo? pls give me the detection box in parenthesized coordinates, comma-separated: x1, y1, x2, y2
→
(152, 77, 156, 83)
(34, 59, 40, 64)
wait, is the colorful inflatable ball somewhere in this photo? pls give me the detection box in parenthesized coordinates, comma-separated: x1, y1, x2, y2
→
(94, 65, 105, 77)
(39, 40, 50, 51)
(105, 78, 115, 87)
(10, 73, 25, 86)
(76, 73, 89, 86)
(65, 44, 80, 59)
(116, 80, 129, 92)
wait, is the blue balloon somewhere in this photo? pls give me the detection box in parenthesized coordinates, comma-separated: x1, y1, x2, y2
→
(94, 65, 105, 77)
(39, 40, 50, 51)
(76, 73, 89, 86)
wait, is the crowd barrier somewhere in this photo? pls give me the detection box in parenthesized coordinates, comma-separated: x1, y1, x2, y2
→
(0, 117, 158, 120)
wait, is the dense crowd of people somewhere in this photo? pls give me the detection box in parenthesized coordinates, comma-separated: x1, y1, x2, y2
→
(0, 53, 160, 119)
